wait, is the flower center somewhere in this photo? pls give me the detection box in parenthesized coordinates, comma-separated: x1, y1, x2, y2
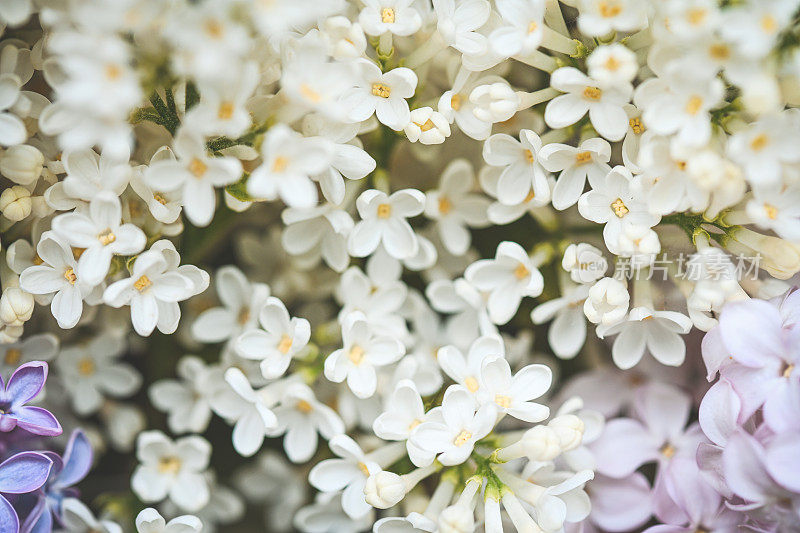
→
(218, 101, 234, 120)
(371, 83, 391, 98)
(514, 263, 530, 280)
(189, 158, 207, 178)
(64, 268, 77, 285)
(450, 93, 462, 110)
(153, 192, 168, 205)
(750, 133, 768, 151)
(438, 197, 452, 214)
(598, 1, 622, 18)
(764, 203, 778, 220)
(296, 399, 313, 413)
(278, 334, 293, 354)
(685, 96, 703, 115)
(377, 203, 392, 219)
(358, 462, 370, 476)
(782, 362, 794, 378)
(464, 376, 479, 392)
(158, 456, 182, 474)
(4, 349, 21, 366)
(524, 149, 535, 164)
(134, 275, 152, 292)
(300, 83, 322, 103)
(204, 19, 223, 39)
(97, 229, 116, 246)
(629, 117, 645, 134)
(237, 307, 251, 325)
(408, 419, 422, 431)
(524, 190, 536, 202)
(32, 254, 44, 265)
(761, 15, 777, 33)
(527, 20, 538, 34)
(272, 156, 289, 173)
(660, 443, 676, 458)
(583, 86, 602, 101)
(611, 198, 629, 218)
(104, 64, 122, 81)
(78, 357, 95, 376)
(575, 151, 592, 164)
(708, 43, 730, 60)
(604, 55, 620, 71)
(453, 430, 472, 447)
(348, 345, 365, 365)
(494, 394, 512, 408)
(686, 8, 707, 25)
(381, 7, 395, 23)
(418, 119, 436, 132)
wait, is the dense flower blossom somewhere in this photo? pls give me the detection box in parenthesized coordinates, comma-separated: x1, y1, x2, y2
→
(1, 0, 800, 530)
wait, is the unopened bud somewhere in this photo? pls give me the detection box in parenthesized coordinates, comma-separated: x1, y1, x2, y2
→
(0, 287, 34, 326)
(519, 425, 561, 461)
(547, 414, 585, 451)
(438, 505, 475, 533)
(0, 185, 32, 222)
(0, 145, 44, 185)
(364, 471, 406, 509)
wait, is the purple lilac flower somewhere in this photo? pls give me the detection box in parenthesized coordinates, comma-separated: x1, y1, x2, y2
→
(0, 362, 61, 437)
(0, 452, 53, 532)
(21, 430, 93, 533)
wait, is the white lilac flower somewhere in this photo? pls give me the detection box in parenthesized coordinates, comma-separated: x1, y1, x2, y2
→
(56, 332, 141, 415)
(340, 61, 418, 130)
(482, 129, 550, 206)
(135, 507, 202, 533)
(281, 204, 354, 272)
(219, 367, 278, 457)
(144, 129, 242, 226)
(404, 107, 451, 145)
(131, 431, 211, 512)
(149, 356, 221, 435)
(359, 0, 422, 37)
(61, 499, 122, 533)
(411, 386, 496, 466)
(488, 0, 545, 58)
(348, 188, 425, 260)
(51, 191, 146, 286)
(597, 306, 693, 369)
(539, 137, 612, 210)
(437, 334, 505, 399)
(531, 283, 591, 359)
(577, 0, 647, 36)
(465, 241, 544, 325)
(324, 315, 404, 399)
(477, 356, 552, 422)
(236, 297, 311, 379)
(423, 159, 490, 255)
(247, 125, 332, 208)
(433, 0, 490, 55)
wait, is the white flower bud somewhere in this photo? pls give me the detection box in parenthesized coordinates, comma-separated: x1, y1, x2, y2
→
(562, 243, 607, 283)
(732, 228, 800, 280)
(547, 414, 585, 451)
(0, 287, 34, 326)
(0, 325, 24, 343)
(364, 471, 406, 509)
(0, 185, 32, 222)
(519, 425, 561, 461)
(583, 277, 629, 325)
(0, 144, 44, 185)
(469, 82, 519, 123)
(438, 505, 475, 533)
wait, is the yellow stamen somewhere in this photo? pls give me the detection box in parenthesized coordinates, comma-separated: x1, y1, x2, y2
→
(676, 160, 688, 171)
(371, 83, 391, 98)
(524, 190, 536, 203)
(153, 192, 168, 205)
(158, 456, 182, 474)
(358, 462, 370, 476)
(105, 64, 122, 81)
(418, 119, 436, 132)
(278, 334, 293, 354)
(708, 43, 730, 60)
(32, 254, 44, 266)
(300, 83, 322, 103)
(575, 151, 592, 164)
(189, 158, 207, 178)
(686, 8, 707, 26)
(604, 55, 620, 71)
(204, 19, 223, 39)
(134, 275, 152, 292)
(78, 358, 95, 376)
(783, 363, 794, 378)
(450, 93, 462, 110)
(494, 394, 512, 408)
(685, 96, 703, 115)
(64, 268, 77, 285)
(453, 430, 472, 447)
(381, 7, 395, 23)
(660, 443, 676, 458)
(272, 156, 289, 173)
(761, 15, 777, 33)
(764, 204, 778, 220)
(377, 203, 392, 219)
(348, 345, 365, 365)
(598, 1, 622, 18)
(438, 197, 452, 215)
(583, 86, 603, 101)
(217, 101, 234, 120)
(296, 399, 313, 413)
(464, 376, 479, 393)
(237, 307, 251, 325)
(97, 229, 116, 246)
(527, 21, 538, 34)
(514, 263, 530, 280)
(750, 133, 768, 151)
(629, 117, 644, 134)
(610, 198, 629, 218)
(524, 149, 535, 164)
(408, 419, 422, 431)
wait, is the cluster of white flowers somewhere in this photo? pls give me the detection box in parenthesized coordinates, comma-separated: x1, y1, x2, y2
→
(2, 0, 800, 531)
